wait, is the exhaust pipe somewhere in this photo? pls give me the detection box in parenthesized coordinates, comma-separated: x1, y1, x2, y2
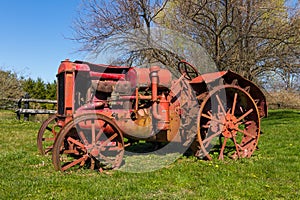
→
(150, 66, 169, 130)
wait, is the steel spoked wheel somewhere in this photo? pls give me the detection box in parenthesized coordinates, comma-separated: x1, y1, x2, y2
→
(52, 113, 124, 172)
(197, 85, 260, 160)
(37, 115, 61, 155)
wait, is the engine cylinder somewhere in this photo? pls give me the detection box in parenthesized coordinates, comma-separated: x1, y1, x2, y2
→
(126, 67, 172, 88)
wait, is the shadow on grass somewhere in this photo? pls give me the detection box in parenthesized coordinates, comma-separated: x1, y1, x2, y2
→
(124, 141, 190, 155)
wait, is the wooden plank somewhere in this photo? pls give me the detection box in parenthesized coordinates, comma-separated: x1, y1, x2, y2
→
(18, 109, 57, 114)
(0, 98, 57, 104)
(21, 99, 57, 104)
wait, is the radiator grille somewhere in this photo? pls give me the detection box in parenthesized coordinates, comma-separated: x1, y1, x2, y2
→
(57, 73, 65, 115)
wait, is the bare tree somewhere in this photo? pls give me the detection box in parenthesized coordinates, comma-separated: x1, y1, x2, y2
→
(157, 0, 300, 81)
(73, 0, 180, 67)
(73, 0, 299, 84)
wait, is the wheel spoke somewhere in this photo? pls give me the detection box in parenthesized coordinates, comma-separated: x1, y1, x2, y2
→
(237, 128, 256, 139)
(237, 109, 253, 122)
(218, 137, 228, 160)
(101, 146, 122, 151)
(43, 137, 55, 141)
(202, 131, 222, 148)
(90, 158, 95, 170)
(95, 129, 104, 142)
(216, 94, 226, 114)
(95, 122, 107, 141)
(100, 133, 118, 147)
(232, 136, 241, 158)
(232, 93, 238, 115)
(61, 155, 89, 171)
(44, 145, 53, 154)
(62, 149, 81, 154)
(67, 137, 85, 149)
(201, 113, 224, 124)
(78, 130, 89, 146)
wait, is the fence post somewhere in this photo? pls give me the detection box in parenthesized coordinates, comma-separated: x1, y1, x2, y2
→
(24, 93, 30, 121)
(16, 96, 23, 120)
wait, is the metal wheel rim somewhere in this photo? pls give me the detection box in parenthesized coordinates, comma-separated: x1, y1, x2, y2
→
(197, 84, 260, 160)
(37, 115, 60, 155)
(52, 113, 124, 172)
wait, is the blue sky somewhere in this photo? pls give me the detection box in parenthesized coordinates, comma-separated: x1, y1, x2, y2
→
(0, 0, 298, 83)
(0, 0, 83, 82)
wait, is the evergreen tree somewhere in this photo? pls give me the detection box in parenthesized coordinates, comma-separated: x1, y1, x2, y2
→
(22, 78, 35, 97)
(45, 81, 57, 100)
(32, 78, 46, 99)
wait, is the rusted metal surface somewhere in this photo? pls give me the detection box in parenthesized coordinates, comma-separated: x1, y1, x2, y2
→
(37, 59, 267, 171)
(196, 84, 260, 160)
(52, 113, 124, 172)
(37, 115, 60, 155)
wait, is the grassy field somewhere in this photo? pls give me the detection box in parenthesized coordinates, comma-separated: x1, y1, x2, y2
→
(0, 109, 299, 199)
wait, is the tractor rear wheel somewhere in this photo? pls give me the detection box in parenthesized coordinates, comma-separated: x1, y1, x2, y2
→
(52, 113, 124, 172)
(196, 84, 260, 160)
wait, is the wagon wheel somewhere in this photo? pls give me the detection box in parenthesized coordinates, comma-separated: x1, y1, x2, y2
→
(197, 84, 260, 160)
(178, 60, 199, 80)
(37, 115, 61, 155)
(52, 113, 124, 172)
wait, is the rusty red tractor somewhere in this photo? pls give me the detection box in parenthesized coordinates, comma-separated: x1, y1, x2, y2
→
(37, 59, 267, 172)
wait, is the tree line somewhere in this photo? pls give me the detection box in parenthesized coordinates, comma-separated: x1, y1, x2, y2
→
(0, 69, 56, 101)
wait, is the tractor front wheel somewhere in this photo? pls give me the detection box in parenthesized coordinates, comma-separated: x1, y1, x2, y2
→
(37, 115, 60, 155)
(52, 113, 124, 172)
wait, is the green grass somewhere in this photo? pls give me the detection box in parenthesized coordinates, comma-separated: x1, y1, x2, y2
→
(0, 109, 299, 199)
